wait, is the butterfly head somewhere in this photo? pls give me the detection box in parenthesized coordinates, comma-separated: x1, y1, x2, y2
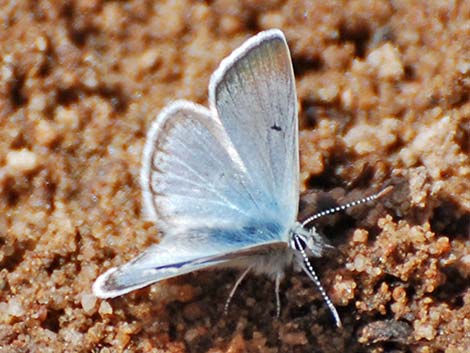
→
(288, 223, 326, 258)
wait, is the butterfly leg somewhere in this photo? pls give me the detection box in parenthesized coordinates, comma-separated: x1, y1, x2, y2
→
(275, 272, 282, 318)
(224, 265, 253, 315)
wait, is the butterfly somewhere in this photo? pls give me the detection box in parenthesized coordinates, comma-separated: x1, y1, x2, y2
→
(93, 29, 389, 327)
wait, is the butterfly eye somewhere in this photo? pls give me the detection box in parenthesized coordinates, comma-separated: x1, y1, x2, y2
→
(290, 234, 307, 251)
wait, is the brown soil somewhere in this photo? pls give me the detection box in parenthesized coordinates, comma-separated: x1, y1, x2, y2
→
(1, 1, 469, 352)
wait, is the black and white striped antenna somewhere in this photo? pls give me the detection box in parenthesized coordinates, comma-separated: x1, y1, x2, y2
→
(301, 186, 393, 228)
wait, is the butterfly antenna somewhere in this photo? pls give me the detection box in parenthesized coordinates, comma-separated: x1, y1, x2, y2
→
(301, 186, 393, 228)
(294, 235, 342, 328)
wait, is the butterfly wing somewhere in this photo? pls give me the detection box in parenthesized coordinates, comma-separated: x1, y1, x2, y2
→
(209, 29, 299, 229)
(93, 225, 287, 298)
(92, 231, 230, 298)
(141, 100, 279, 233)
(93, 30, 299, 298)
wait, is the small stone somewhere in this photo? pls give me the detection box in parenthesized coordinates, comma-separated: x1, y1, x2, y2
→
(317, 83, 339, 102)
(62, 327, 83, 345)
(392, 286, 407, 301)
(98, 300, 113, 316)
(332, 275, 356, 305)
(341, 88, 353, 109)
(138, 49, 159, 73)
(367, 43, 404, 80)
(280, 330, 308, 345)
(7, 297, 25, 317)
(352, 229, 368, 243)
(35, 36, 48, 52)
(184, 326, 207, 344)
(29, 94, 47, 112)
(55, 106, 79, 130)
(225, 334, 246, 353)
(81, 293, 97, 314)
(219, 15, 241, 35)
(353, 254, 368, 272)
(35, 120, 58, 146)
(359, 319, 412, 344)
(414, 322, 436, 341)
(460, 254, 470, 275)
(6, 149, 39, 174)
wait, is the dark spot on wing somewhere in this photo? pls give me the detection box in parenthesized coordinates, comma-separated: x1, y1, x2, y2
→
(270, 124, 282, 132)
(153, 260, 193, 270)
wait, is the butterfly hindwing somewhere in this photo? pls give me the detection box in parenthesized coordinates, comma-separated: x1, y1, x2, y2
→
(92, 225, 286, 298)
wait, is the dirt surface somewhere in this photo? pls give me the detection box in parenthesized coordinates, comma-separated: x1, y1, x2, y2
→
(1, 1, 469, 352)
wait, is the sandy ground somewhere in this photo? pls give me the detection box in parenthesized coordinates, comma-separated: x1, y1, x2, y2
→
(0, 1, 469, 352)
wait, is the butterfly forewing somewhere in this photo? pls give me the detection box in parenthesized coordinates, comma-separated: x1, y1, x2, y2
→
(209, 29, 299, 230)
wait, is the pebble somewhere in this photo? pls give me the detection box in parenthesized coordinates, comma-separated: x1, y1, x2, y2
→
(6, 149, 39, 174)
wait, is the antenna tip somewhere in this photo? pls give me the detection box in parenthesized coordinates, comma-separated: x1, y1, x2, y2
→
(376, 185, 394, 199)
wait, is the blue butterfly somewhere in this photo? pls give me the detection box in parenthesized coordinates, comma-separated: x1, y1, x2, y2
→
(93, 29, 389, 327)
